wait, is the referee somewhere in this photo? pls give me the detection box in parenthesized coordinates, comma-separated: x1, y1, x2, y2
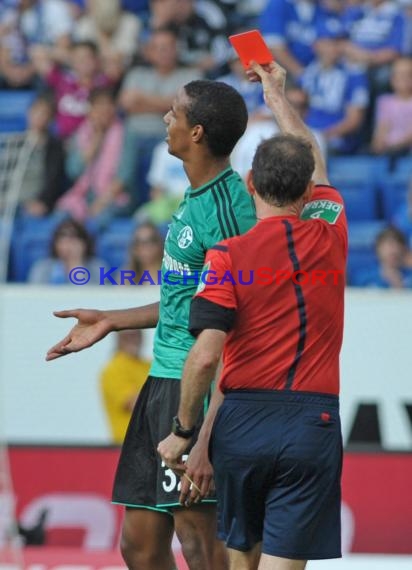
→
(159, 60, 347, 570)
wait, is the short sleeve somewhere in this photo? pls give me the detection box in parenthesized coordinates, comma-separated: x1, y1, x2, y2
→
(300, 185, 348, 247)
(189, 244, 237, 336)
(375, 94, 390, 126)
(196, 244, 237, 309)
(346, 70, 369, 108)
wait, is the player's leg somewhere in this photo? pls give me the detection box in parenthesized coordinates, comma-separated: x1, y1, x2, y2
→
(227, 545, 260, 570)
(120, 507, 175, 570)
(258, 555, 306, 570)
(112, 377, 177, 568)
(173, 503, 228, 569)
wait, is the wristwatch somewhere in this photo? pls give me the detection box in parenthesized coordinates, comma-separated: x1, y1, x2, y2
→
(171, 416, 195, 439)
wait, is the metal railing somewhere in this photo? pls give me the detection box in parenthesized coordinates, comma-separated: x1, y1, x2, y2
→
(0, 132, 37, 284)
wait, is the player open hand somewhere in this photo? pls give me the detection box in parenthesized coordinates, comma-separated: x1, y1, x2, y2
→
(246, 60, 287, 103)
(45, 309, 113, 361)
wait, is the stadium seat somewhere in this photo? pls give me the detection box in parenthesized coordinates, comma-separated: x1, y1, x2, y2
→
(328, 155, 387, 182)
(379, 157, 412, 219)
(381, 181, 409, 220)
(122, 0, 149, 15)
(0, 90, 35, 133)
(9, 216, 62, 282)
(392, 205, 412, 246)
(96, 218, 136, 269)
(347, 220, 387, 284)
(338, 184, 379, 221)
(327, 156, 385, 221)
(348, 220, 387, 249)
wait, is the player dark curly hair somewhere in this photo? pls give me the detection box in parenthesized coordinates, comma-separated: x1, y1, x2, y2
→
(183, 80, 248, 158)
(252, 134, 315, 207)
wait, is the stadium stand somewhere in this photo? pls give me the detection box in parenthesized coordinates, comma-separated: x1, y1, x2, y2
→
(9, 216, 62, 282)
(380, 157, 412, 219)
(0, 91, 36, 133)
(347, 220, 387, 284)
(96, 218, 136, 269)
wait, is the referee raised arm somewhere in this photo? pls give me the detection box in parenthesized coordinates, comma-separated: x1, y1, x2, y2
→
(159, 61, 347, 570)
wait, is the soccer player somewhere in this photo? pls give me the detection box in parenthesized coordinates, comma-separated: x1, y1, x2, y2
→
(158, 60, 347, 570)
(45, 80, 256, 570)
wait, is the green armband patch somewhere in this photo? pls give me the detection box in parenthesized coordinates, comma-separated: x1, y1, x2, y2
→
(300, 200, 343, 224)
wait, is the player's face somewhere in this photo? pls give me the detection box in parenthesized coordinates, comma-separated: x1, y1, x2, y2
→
(163, 88, 192, 159)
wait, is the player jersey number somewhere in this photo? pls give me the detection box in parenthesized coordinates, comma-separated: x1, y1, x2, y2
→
(161, 455, 189, 493)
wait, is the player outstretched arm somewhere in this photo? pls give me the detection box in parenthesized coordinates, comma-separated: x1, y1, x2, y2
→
(247, 60, 329, 187)
(45, 303, 160, 361)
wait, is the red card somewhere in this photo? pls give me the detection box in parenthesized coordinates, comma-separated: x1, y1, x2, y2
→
(229, 30, 273, 69)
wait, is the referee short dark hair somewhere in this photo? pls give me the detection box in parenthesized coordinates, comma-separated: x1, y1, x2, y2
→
(252, 135, 315, 206)
(183, 80, 248, 158)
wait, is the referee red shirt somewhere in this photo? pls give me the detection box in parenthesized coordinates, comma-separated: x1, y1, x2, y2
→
(189, 185, 347, 395)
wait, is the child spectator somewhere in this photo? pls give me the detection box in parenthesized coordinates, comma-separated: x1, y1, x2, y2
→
(300, 23, 369, 153)
(34, 40, 110, 138)
(56, 87, 135, 226)
(353, 226, 412, 288)
(28, 218, 105, 284)
(100, 330, 151, 444)
(12, 95, 66, 217)
(371, 56, 412, 155)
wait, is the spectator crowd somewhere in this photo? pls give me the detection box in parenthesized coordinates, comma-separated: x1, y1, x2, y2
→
(1, 0, 412, 288)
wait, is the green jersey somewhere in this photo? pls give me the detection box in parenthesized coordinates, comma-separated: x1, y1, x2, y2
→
(150, 166, 256, 379)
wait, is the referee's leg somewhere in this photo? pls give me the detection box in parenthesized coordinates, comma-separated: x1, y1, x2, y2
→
(227, 545, 260, 570)
(257, 555, 307, 570)
(227, 549, 307, 570)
